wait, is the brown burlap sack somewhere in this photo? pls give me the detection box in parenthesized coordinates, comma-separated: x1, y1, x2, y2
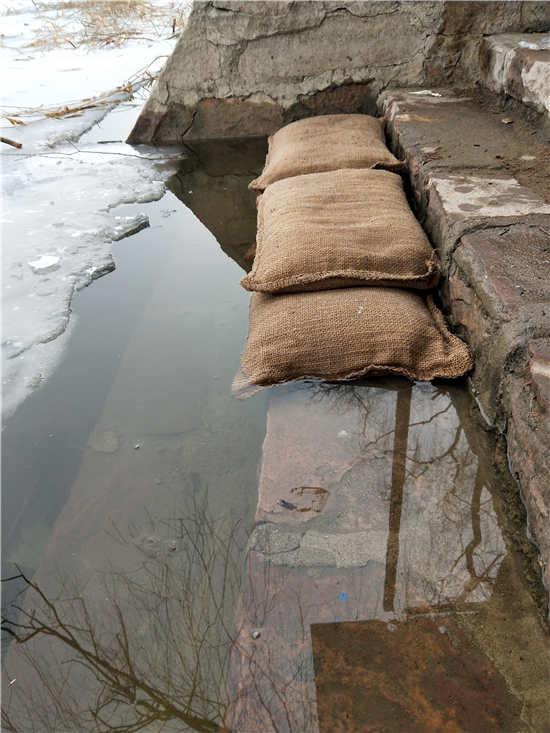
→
(249, 114, 403, 191)
(241, 288, 472, 385)
(242, 169, 439, 293)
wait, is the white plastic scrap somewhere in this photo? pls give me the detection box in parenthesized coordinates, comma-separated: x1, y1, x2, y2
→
(409, 90, 443, 97)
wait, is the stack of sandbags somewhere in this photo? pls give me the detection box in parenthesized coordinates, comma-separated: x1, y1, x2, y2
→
(239, 115, 471, 386)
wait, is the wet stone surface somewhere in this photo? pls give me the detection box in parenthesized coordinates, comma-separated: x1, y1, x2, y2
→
(2, 139, 550, 732)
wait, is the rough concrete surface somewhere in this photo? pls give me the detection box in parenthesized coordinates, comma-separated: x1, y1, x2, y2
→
(128, 1, 550, 142)
(380, 87, 550, 598)
(480, 33, 550, 118)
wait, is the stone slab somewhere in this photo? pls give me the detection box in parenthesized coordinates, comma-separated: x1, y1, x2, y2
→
(312, 615, 525, 733)
(379, 88, 550, 182)
(427, 174, 550, 261)
(480, 33, 550, 117)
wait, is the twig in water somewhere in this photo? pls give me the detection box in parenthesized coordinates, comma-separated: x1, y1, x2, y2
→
(1, 136, 22, 149)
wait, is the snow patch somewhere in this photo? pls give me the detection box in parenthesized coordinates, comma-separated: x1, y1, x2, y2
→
(28, 255, 61, 273)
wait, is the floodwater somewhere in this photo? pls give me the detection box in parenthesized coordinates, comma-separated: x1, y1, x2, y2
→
(2, 138, 550, 733)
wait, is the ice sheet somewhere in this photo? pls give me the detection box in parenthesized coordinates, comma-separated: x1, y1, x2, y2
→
(1, 1, 189, 417)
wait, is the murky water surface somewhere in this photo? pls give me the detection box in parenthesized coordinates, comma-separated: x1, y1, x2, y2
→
(2, 139, 550, 732)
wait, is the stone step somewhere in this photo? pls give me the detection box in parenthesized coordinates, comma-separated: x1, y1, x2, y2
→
(479, 33, 550, 119)
(379, 87, 550, 592)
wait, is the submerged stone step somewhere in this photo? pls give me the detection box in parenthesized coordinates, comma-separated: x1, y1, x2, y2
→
(480, 33, 550, 118)
(228, 381, 550, 732)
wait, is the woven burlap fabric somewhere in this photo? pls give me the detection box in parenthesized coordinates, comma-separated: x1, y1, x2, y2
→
(241, 288, 472, 385)
(242, 169, 440, 293)
(249, 114, 403, 191)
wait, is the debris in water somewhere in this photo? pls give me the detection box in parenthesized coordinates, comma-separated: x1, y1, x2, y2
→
(1, 136, 22, 149)
(134, 443, 140, 450)
(409, 90, 443, 97)
(110, 213, 150, 241)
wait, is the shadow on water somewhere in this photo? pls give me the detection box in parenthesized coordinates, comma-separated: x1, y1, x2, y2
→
(168, 139, 266, 271)
(2, 140, 550, 732)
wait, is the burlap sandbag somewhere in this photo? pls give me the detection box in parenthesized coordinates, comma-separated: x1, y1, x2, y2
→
(242, 169, 439, 293)
(241, 288, 472, 385)
(249, 114, 403, 191)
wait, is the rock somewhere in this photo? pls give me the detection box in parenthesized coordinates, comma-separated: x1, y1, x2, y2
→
(128, 1, 550, 143)
(480, 33, 550, 117)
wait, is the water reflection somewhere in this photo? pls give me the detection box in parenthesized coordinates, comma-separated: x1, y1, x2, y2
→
(2, 499, 241, 732)
(227, 380, 550, 733)
(1, 140, 269, 732)
(383, 385, 411, 612)
(167, 140, 266, 272)
(3, 381, 549, 732)
(2, 139, 549, 732)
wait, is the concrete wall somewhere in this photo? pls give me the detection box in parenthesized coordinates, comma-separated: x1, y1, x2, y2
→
(128, 0, 550, 143)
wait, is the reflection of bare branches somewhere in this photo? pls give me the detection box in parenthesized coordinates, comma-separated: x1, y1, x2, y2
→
(227, 554, 319, 733)
(383, 386, 412, 612)
(314, 381, 504, 611)
(1, 498, 245, 732)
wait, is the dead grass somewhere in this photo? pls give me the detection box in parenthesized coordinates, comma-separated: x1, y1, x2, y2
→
(27, 0, 187, 50)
